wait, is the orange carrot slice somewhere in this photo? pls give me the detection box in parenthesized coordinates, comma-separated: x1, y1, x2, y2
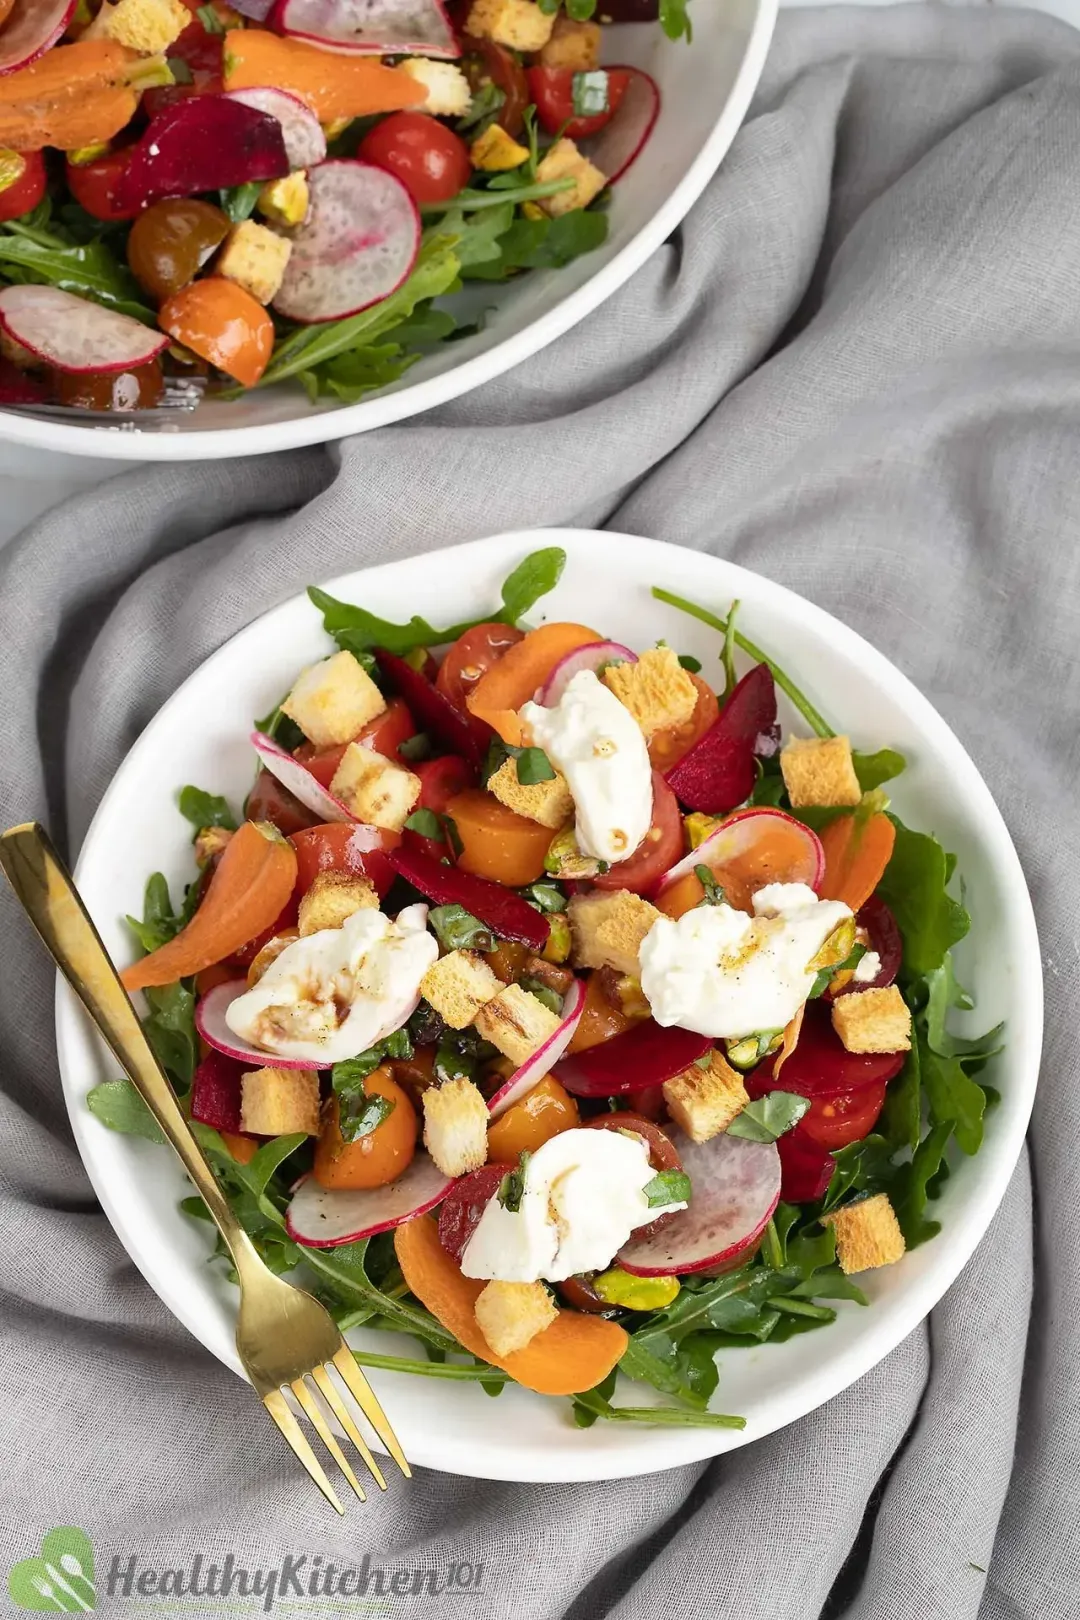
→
(771, 1005, 805, 1080)
(394, 1215, 628, 1396)
(0, 41, 162, 151)
(223, 31, 428, 124)
(121, 821, 298, 992)
(818, 812, 896, 914)
(466, 622, 601, 745)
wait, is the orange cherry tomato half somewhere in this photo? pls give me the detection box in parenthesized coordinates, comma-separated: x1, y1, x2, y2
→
(648, 673, 718, 772)
(486, 1074, 580, 1161)
(436, 622, 525, 713)
(158, 277, 273, 388)
(313, 1070, 418, 1190)
(358, 111, 471, 206)
(444, 787, 552, 887)
(0, 149, 45, 223)
(565, 971, 635, 1054)
(591, 772, 683, 895)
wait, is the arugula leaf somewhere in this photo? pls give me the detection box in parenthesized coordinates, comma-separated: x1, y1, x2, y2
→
(660, 0, 693, 40)
(876, 819, 970, 978)
(404, 808, 445, 841)
(642, 1168, 692, 1207)
(726, 1091, 810, 1143)
(721, 598, 739, 703)
(464, 208, 608, 281)
(919, 1030, 986, 1155)
(125, 871, 179, 954)
(820, 1134, 897, 1213)
(0, 229, 154, 321)
(892, 1119, 953, 1247)
(143, 982, 197, 1090)
(879, 1038, 922, 1154)
(853, 748, 906, 791)
(924, 955, 1004, 1061)
(297, 341, 421, 405)
(86, 1079, 165, 1143)
(178, 785, 237, 836)
(428, 903, 493, 952)
(332, 1032, 412, 1140)
(456, 79, 506, 135)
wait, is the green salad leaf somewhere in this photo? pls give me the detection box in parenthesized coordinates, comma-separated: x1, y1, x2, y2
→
(875, 819, 970, 978)
(178, 785, 237, 836)
(86, 1079, 165, 1143)
(726, 1090, 810, 1143)
(428, 903, 494, 952)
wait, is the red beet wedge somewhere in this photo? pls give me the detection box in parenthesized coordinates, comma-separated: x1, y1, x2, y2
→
(665, 663, 778, 814)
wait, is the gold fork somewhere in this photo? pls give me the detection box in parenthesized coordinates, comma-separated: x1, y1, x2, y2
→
(0, 821, 411, 1514)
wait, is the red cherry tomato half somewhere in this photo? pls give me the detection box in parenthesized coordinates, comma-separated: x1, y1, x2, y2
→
(65, 149, 140, 223)
(797, 1082, 887, 1152)
(143, 5, 223, 117)
(288, 821, 401, 900)
(526, 66, 631, 140)
(230, 896, 300, 968)
(0, 150, 45, 223)
(436, 622, 526, 713)
(580, 1111, 683, 1240)
(295, 698, 418, 785)
(461, 34, 530, 137)
(245, 768, 318, 837)
(358, 113, 471, 206)
(402, 753, 476, 861)
(437, 1162, 512, 1260)
(592, 772, 684, 895)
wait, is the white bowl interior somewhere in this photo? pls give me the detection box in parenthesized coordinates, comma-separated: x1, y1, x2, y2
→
(57, 530, 1041, 1480)
(0, 5, 774, 460)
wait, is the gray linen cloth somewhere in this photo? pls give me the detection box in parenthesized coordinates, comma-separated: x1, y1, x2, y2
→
(2, 7, 1078, 1616)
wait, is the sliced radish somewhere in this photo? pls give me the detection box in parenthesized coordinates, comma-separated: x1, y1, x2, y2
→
(0, 287, 168, 376)
(195, 980, 319, 1072)
(190, 1049, 245, 1133)
(539, 641, 637, 706)
(227, 86, 326, 172)
(0, 0, 74, 77)
(656, 807, 825, 899)
(618, 1130, 781, 1276)
(113, 96, 290, 214)
(273, 160, 419, 324)
(230, 0, 275, 16)
(286, 1157, 453, 1246)
(488, 978, 586, 1119)
(580, 66, 660, 185)
(251, 731, 356, 824)
(275, 0, 458, 57)
(556, 1020, 712, 1099)
(665, 664, 777, 814)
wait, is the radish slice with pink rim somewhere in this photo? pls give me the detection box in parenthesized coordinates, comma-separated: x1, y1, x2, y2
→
(581, 67, 660, 185)
(538, 642, 637, 706)
(274, 0, 459, 57)
(251, 730, 355, 823)
(0, 0, 75, 76)
(618, 1130, 781, 1276)
(196, 980, 322, 1072)
(226, 87, 327, 171)
(655, 807, 825, 896)
(273, 160, 420, 324)
(0, 287, 168, 375)
(487, 978, 586, 1119)
(286, 1157, 453, 1247)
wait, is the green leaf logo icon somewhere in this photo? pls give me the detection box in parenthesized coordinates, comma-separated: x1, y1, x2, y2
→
(8, 1528, 95, 1612)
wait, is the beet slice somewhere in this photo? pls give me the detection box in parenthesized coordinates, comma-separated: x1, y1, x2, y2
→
(275, 0, 459, 57)
(376, 648, 488, 769)
(389, 845, 550, 951)
(581, 66, 660, 185)
(618, 1129, 781, 1276)
(831, 895, 902, 997)
(0, 0, 74, 76)
(272, 160, 419, 324)
(227, 86, 326, 171)
(437, 1163, 512, 1261)
(113, 96, 289, 213)
(776, 1128, 835, 1203)
(666, 664, 778, 814)
(0, 287, 168, 375)
(556, 1020, 712, 1099)
(286, 1156, 453, 1246)
(748, 1001, 906, 1101)
(190, 1049, 245, 1133)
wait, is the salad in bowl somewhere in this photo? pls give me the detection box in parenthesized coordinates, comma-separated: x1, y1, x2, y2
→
(0, 0, 686, 417)
(86, 543, 1006, 1432)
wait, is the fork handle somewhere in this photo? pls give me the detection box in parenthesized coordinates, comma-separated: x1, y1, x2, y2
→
(0, 822, 254, 1267)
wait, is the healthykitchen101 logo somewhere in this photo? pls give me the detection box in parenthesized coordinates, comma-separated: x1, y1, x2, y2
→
(8, 1528, 96, 1612)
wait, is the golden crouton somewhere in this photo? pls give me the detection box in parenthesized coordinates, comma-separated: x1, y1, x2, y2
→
(487, 758, 574, 830)
(420, 950, 502, 1029)
(93, 0, 190, 53)
(662, 1050, 749, 1144)
(329, 743, 420, 832)
(603, 647, 699, 738)
(258, 171, 309, 229)
(824, 1193, 906, 1274)
(217, 220, 292, 306)
(400, 57, 472, 116)
(474, 1280, 557, 1357)
(470, 124, 530, 173)
(281, 650, 386, 747)
(780, 735, 862, 808)
(297, 871, 379, 936)
(539, 14, 601, 70)
(474, 983, 561, 1068)
(535, 137, 606, 217)
(465, 0, 554, 51)
(240, 1067, 320, 1136)
(831, 985, 912, 1054)
(194, 825, 233, 869)
(422, 1078, 489, 1177)
(568, 889, 661, 977)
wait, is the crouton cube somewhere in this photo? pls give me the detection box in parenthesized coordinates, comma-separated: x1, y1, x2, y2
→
(824, 1193, 906, 1274)
(400, 57, 472, 116)
(240, 1067, 320, 1136)
(280, 650, 386, 747)
(780, 735, 862, 808)
(258, 171, 310, 228)
(473, 983, 561, 1067)
(539, 14, 602, 70)
(662, 1050, 749, 1143)
(329, 743, 420, 832)
(420, 950, 502, 1029)
(194, 825, 233, 869)
(831, 985, 912, 1054)
(297, 871, 379, 936)
(96, 0, 190, 53)
(603, 647, 699, 738)
(217, 220, 292, 307)
(568, 889, 661, 977)
(465, 0, 554, 51)
(487, 758, 574, 830)
(534, 137, 606, 217)
(470, 124, 530, 173)
(422, 1078, 489, 1177)
(474, 1279, 557, 1357)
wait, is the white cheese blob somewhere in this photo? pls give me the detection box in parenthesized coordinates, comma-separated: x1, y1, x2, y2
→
(639, 883, 853, 1039)
(460, 1127, 685, 1283)
(224, 902, 437, 1066)
(853, 949, 882, 983)
(519, 669, 652, 864)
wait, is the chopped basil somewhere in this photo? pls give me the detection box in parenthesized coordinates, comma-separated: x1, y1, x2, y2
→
(429, 903, 494, 953)
(572, 69, 610, 118)
(515, 747, 556, 785)
(726, 1092, 810, 1144)
(694, 865, 726, 906)
(404, 808, 444, 841)
(497, 1151, 533, 1213)
(398, 731, 433, 762)
(642, 1169, 692, 1208)
(518, 880, 568, 913)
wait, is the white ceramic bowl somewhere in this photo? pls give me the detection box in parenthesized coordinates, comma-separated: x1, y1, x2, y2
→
(0, 6, 774, 463)
(56, 529, 1041, 1481)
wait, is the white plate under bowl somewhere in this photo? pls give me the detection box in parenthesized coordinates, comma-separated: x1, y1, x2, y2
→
(56, 530, 1041, 1481)
(0, 5, 775, 462)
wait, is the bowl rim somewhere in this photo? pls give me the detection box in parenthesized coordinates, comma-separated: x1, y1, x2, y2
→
(54, 528, 1043, 1480)
(0, 3, 777, 463)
